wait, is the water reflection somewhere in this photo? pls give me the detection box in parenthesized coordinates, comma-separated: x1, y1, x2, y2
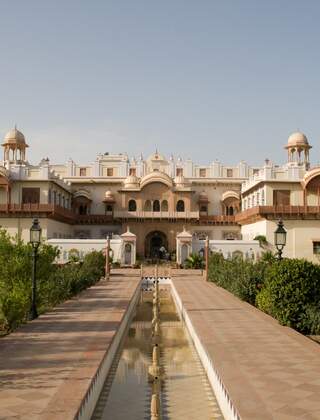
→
(92, 291, 222, 420)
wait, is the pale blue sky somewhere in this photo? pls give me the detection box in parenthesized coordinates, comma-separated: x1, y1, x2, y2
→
(0, 1, 319, 166)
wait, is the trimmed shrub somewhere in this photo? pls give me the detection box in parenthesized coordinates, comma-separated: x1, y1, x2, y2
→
(256, 259, 320, 332)
(209, 252, 320, 334)
(208, 252, 272, 305)
(0, 230, 106, 333)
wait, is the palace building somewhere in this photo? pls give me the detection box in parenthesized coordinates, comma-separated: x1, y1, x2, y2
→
(1, 127, 320, 262)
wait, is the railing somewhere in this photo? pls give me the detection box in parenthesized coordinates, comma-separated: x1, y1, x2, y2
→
(75, 214, 115, 224)
(0, 203, 75, 220)
(198, 215, 236, 224)
(113, 210, 200, 219)
(236, 205, 320, 222)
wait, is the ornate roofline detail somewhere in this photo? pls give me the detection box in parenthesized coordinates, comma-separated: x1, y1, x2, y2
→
(140, 171, 173, 189)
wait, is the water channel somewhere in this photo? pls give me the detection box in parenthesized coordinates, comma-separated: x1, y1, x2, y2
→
(92, 286, 223, 420)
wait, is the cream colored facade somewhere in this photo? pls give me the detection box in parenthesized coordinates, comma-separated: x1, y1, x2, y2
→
(237, 132, 320, 262)
(1, 127, 320, 262)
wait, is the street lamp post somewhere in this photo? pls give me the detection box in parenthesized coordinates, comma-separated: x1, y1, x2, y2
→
(29, 218, 42, 320)
(274, 219, 287, 260)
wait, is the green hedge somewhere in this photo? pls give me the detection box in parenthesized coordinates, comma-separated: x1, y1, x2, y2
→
(256, 259, 320, 333)
(0, 230, 105, 332)
(208, 252, 320, 335)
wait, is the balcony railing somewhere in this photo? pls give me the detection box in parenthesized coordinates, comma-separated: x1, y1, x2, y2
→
(236, 205, 320, 223)
(75, 214, 115, 224)
(198, 215, 236, 224)
(0, 203, 75, 221)
(113, 210, 200, 219)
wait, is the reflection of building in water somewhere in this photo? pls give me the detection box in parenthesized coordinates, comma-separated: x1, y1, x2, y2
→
(1, 127, 320, 261)
(117, 346, 150, 384)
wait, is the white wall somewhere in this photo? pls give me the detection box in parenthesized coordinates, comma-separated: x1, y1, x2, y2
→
(241, 219, 320, 263)
(47, 238, 123, 263)
(193, 239, 262, 260)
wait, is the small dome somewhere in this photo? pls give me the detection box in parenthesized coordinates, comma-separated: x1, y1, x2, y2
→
(3, 127, 27, 146)
(287, 132, 309, 148)
(198, 191, 209, 202)
(124, 175, 140, 189)
(103, 190, 115, 202)
(105, 190, 114, 198)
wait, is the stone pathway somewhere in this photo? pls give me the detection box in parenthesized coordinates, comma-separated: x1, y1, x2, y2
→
(0, 271, 141, 420)
(172, 275, 320, 419)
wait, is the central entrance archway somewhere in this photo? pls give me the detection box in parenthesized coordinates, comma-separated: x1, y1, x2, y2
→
(145, 231, 168, 259)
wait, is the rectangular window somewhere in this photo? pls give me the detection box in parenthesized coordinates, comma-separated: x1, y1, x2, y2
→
(273, 190, 290, 206)
(107, 168, 114, 177)
(80, 168, 86, 176)
(129, 168, 136, 176)
(313, 242, 320, 254)
(227, 169, 233, 178)
(22, 188, 40, 204)
(176, 168, 183, 176)
(199, 168, 206, 178)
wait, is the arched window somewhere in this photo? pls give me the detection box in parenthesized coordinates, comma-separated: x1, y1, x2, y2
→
(153, 200, 160, 212)
(144, 200, 152, 211)
(229, 206, 234, 216)
(128, 199, 137, 212)
(176, 200, 185, 212)
(79, 204, 87, 215)
(200, 205, 207, 213)
(161, 200, 168, 212)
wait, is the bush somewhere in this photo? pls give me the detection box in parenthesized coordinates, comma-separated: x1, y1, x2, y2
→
(209, 253, 320, 334)
(208, 252, 271, 305)
(0, 230, 105, 333)
(299, 305, 320, 335)
(81, 251, 105, 286)
(253, 235, 268, 247)
(256, 259, 320, 332)
(184, 253, 205, 269)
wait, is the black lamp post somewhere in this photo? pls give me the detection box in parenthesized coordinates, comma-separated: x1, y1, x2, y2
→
(29, 218, 42, 320)
(274, 219, 287, 260)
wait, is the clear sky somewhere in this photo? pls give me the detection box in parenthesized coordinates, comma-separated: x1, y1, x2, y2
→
(1, 1, 319, 166)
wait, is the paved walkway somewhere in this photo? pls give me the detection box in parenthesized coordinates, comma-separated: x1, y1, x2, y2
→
(172, 274, 320, 419)
(0, 271, 141, 420)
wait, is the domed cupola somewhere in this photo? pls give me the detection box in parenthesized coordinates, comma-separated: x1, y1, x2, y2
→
(103, 190, 115, 203)
(285, 131, 311, 168)
(2, 126, 28, 163)
(123, 175, 140, 189)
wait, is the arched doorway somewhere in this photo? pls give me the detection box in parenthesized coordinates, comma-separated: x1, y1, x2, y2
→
(145, 231, 168, 259)
(181, 244, 189, 263)
(124, 243, 132, 265)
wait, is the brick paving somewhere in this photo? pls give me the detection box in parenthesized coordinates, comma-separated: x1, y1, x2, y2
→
(172, 274, 320, 419)
(0, 270, 141, 420)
